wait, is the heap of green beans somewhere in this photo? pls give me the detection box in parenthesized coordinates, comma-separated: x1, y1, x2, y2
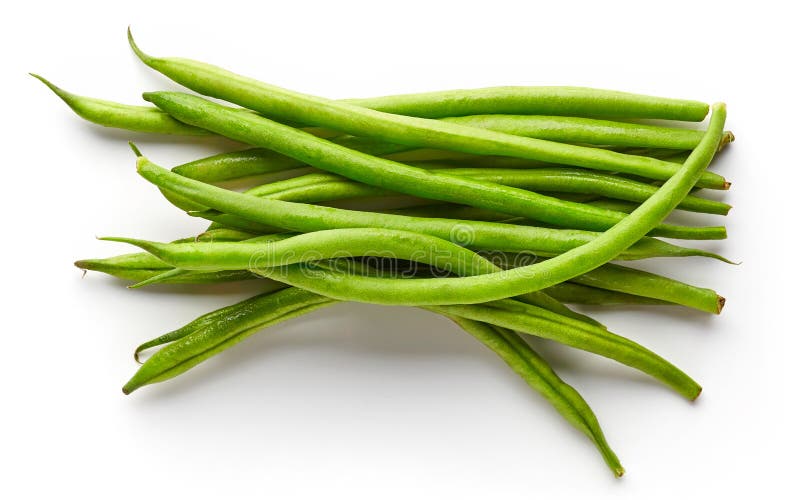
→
(36, 29, 736, 477)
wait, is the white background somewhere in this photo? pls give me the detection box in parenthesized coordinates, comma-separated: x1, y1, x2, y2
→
(2, 1, 797, 498)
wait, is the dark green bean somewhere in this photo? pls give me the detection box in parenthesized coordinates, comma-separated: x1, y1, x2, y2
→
(447, 317, 623, 476)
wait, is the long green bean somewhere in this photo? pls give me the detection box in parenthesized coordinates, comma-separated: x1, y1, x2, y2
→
(100, 229, 602, 327)
(142, 92, 725, 239)
(234, 168, 730, 216)
(139, 154, 730, 261)
(342, 87, 708, 121)
(131, 34, 727, 190)
(544, 282, 669, 306)
(436, 317, 624, 476)
(444, 115, 704, 149)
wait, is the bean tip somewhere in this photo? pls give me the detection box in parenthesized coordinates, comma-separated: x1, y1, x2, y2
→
(716, 295, 726, 314)
(719, 130, 735, 150)
(691, 386, 703, 402)
(128, 141, 143, 157)
(127, 26, 152, 64)
(614, 466, 626, 478)
(29, 73, 70, 100)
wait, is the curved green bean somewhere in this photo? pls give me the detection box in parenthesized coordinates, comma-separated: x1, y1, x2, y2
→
(100, 229, 602, 327)
(101, 228, 500, 275)
(426, 298, 700, 399)
(248, 104, 727, 306)
(131, 34, 726, 190)
(445, 317, 623, 476)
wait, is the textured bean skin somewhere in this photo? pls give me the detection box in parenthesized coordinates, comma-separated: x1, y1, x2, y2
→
(130, 36, 726, 190)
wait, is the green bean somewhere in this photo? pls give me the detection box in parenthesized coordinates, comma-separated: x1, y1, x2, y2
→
(101, 228, 500, 275)
(32, 70, 704, 162)
(450, 318, 623, 476)
(544, 283, 669, 306)
(478, 252, 721, 313)
(444, 115, 705, 149)
(132, 284, 292, 362)
(131, 35, 726, 190)
(30, 74, 211, 136)
(425, 297, 701, 400)
(236, 168, 730, 216)
(566, 262, 723, 313)
(75, 254, 254, 286)
(248, 104, 728, 305)
(104, 230, 723, 313)
(124, 285, 622, 474)
(123, 287, 335, 393)
(75, 252, 667, 309)
(100, 229, 601, 328)
(341, 87, 708, 121)
(172, 146, 684, 185)
(143, 92, 725, 240)
(124, 265, 698, 401)
(138, 154, 730, 261)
